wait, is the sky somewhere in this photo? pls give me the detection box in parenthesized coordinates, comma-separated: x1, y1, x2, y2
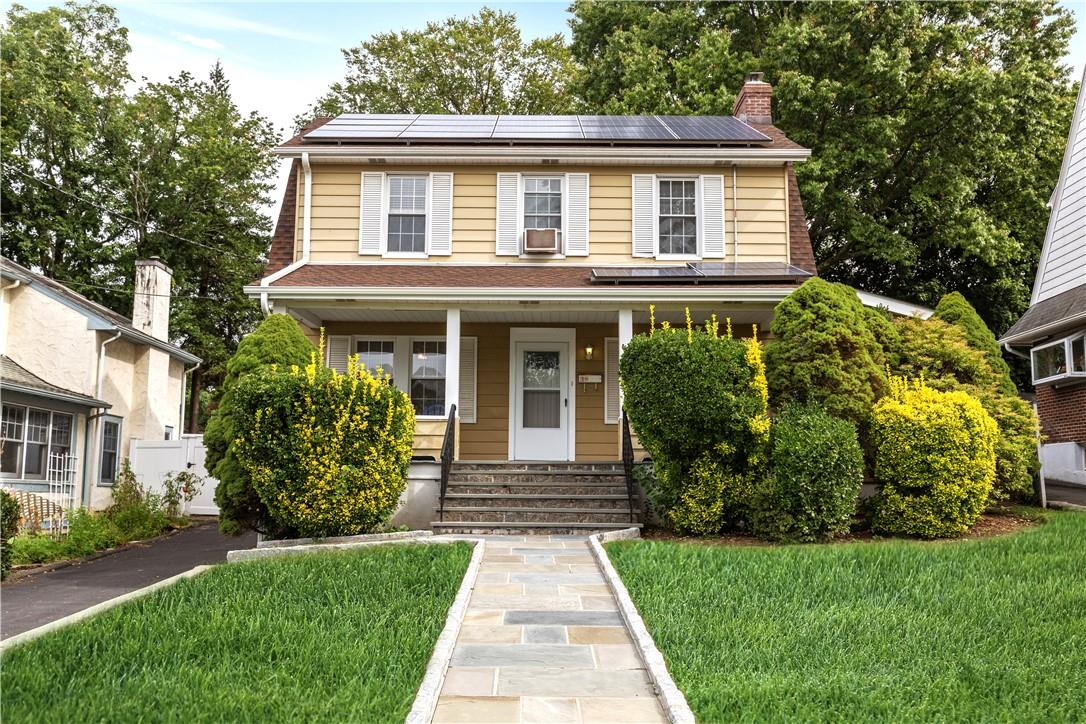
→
(6, 0, 1086, 219)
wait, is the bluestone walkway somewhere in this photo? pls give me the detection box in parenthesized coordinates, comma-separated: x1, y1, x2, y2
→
(434, 534, 666, 724)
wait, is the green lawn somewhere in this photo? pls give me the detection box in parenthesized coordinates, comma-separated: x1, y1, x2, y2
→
(2, 542, 472, 723)
(607, 511, 1086, 723)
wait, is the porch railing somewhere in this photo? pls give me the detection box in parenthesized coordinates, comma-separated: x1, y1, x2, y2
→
(621, 411, 636, 524)
(438, 404, 457, 522)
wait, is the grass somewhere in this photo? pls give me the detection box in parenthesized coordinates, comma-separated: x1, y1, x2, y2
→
(2, 542, 472, 723)
(606, 510, 1086, 723)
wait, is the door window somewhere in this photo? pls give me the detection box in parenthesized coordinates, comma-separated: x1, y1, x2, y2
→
(522, 350, 561, 428)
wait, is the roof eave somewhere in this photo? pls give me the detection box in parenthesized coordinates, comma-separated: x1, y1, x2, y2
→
(0, 381, 111, 409)
(1000, 310, 1086, 346)
(272, 145, 811, 164)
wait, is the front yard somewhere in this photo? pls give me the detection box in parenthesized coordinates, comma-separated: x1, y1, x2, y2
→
(607, 510, 1086, 722)
(2, 543, 471, 723)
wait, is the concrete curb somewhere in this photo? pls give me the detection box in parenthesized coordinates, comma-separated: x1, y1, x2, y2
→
(1049, 501, 1086, 513)
(228, 533, 450, 562)
(589, 528, 696, 724)
(257, 529, 432, 549)
(405, 537, 485, 724)
(0, 565, 212, 651)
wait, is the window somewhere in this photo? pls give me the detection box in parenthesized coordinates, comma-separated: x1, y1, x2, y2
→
(387, 175, 427, 254)
(1, 406, 74, 479)
(356, 339, 395, 382)
(658, 178, 698, 256)
(410, 340, 446, 417)
(524, 177, 562, 230)
(1032, 333, 1086, 384)
(164, 426, 174, 441)
(100, 417, 122, 484)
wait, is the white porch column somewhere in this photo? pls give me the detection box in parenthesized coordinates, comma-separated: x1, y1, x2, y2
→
(618, 308, 633, 408)
(445, 308, 461, 418)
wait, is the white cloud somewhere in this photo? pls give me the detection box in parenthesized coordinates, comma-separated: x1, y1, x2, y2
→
(172, 32, 224, 51)
(121, 2, 322, 43)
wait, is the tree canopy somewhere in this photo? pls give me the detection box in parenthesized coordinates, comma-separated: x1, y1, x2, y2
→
(569, 0, 1077, 333)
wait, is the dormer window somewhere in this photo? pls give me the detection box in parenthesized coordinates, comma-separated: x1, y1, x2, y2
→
(387, 175, 427, 254)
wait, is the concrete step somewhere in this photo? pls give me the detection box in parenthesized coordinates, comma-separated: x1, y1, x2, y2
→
(449, 472, 627, 484)
(447, 483, 627, 496)
(437, 507, 635, 524)
(442, 494, 631, 509)
(431, 520, 643, 536)
(452, 461, 623, 473)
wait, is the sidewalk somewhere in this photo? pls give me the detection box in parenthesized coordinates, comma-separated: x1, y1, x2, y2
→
(1, 519, 256, 640)
(434, 535, 666, 723)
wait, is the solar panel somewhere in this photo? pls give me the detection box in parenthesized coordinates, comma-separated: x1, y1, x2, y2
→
(657, 116, 770, 142)
(579, 116, 674, 140)
(591, 263, 812, 284)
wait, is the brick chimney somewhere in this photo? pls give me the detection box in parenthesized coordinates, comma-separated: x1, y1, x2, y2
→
(732, 71, 773, 125)
(132, 258, 172, 341)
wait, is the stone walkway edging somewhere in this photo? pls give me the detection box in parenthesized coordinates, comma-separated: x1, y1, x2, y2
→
(228, 532, 446, 562)
(0, 565, 213, 651)
(589, 529, 696, 724)
(406, 537, 486, 724)
(257, 529, 432, 549)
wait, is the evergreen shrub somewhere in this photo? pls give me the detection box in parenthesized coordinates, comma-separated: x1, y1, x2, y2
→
(1, 489, 20, 579)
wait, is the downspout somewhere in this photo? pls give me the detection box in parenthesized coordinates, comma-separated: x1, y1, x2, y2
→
(732, 165, 740, 263)
(179, 361, 201, 435)
(1003, 341, 1030, 360)
(258, 152, 312, 317)
(82, 330, 122, 508)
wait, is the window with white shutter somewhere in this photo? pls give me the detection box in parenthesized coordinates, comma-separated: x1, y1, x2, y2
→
(428, 172, 453, 255)
(459, 337, 477, 423)
(631, 174, 656, 257)
(496, 172, 521, 256)
(565, 172, 590, 256)
(326, 335, 351, 373)
(604, 337, 620, 424)
(358, 172, 386, 255)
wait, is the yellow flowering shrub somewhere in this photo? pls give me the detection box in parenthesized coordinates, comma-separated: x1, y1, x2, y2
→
(871, 376, 997, 538)
(232, 353, 415, 539)
(669, 450, 756, 535)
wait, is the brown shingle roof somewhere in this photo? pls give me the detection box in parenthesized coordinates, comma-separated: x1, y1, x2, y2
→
(1002, 286, 1086, 343)
(786, 165, 817, 274)
(264, 158, 298, 276)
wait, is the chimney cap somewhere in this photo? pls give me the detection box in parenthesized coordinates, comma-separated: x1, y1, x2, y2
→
(746, 71, 766, 83)
(135, 257, 173, 275)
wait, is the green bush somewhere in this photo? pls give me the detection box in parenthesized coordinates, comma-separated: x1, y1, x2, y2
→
(11, 534, 62, 565)
(933, 292, 1017, 396)
(620, 313, 769, 531)
(1, 489, 21, 579)
(232, 355, 415, 539)
(765, 277, 887, 429)
(205, 314, 316, 536)
(872, 377, 997, 538)
(107, 460, 170, 541)
(751, 404, 864, 543)
(668, 453, 756, 535)
(65, 508, 122, 556)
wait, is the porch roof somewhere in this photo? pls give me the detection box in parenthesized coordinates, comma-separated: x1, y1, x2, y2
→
(0, 355, 109, 409)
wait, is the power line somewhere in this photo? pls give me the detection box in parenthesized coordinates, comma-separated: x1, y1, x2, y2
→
(55, 276, 231, 302)
(2, 163, 263, 262)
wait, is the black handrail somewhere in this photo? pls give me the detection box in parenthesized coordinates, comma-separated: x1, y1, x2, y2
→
(438, 404, 457, 522)
(621, 410, 636, 524)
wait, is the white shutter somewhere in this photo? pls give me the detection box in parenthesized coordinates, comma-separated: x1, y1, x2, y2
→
(701, 174, 725, 258)
(359, 172, 385, 255)
(604, 337, 620, 424)
(327, 335, 350, 373)
(565, 172, 590, 256)
(428, 172, 453, 255)
(458, 336, 477, 423)
(496, 172, 521, 256)
(631, 174, 656, 258)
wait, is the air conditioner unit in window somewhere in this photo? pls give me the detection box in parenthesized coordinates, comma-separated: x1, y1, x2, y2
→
(524, 228, 560, 254)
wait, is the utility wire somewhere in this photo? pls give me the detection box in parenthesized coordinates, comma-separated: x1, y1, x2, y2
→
(53, 276, 230, 302)
(2, 163, 264, 262)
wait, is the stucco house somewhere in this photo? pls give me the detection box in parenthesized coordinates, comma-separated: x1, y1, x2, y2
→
(1, 256, 200, 510)
(1001, 70, 1086, 500)
(244, 73, 826, 532)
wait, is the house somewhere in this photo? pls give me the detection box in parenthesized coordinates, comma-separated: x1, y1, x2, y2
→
(245, 73, 817, 530)
(1001, 70, 1086, 501)
(1, 256, 200, 510)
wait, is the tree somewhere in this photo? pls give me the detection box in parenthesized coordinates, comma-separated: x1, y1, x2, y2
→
(569, 1, 1077, 332)
(204, 314, 315, 536)
(933, 292, 1017, 396)
(764, 277, 887, 429)
(299, 8, 575, 125)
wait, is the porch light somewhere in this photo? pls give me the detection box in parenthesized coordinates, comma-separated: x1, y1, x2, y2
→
(584, 345, 594, 360)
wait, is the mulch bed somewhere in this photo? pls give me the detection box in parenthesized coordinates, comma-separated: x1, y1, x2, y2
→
(640, 507, 1045, 547)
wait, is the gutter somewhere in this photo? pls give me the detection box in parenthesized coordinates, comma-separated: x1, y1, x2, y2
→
(999, 310, 1086, 346)
(258, 152, 313, 316)
(272, 145, 811, 165)
(1002, 341, 1030, 361)
(0, 382, 109, 409)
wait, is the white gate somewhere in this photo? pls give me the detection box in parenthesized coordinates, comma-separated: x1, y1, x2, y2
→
(129, 435, 219, 516)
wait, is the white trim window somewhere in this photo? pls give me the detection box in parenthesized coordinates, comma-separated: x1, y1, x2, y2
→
(387, 175, 428, 255)
(1031, 332, 1086, 384)
(410, 340, 447, 417)
(657, 177, 699, 257)
(1, 404, 74, 480)
(356, 338, 395, 382)
(99, 415, 122, 485)
(524, 176, 563, 231)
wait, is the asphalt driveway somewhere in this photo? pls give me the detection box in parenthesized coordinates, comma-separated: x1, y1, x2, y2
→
(1, 519, 257, 640)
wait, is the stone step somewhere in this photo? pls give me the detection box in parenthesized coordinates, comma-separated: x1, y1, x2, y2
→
(446, 484, 627, 496)
(449, 472, 627, 484)
(431, 520, 643, 536)
(437, 509, 636, 524)
(452, 461, 623, 473)
(442, 494, 631, 509)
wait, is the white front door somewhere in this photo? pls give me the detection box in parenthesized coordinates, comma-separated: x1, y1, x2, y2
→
(512, 334, 572, 461)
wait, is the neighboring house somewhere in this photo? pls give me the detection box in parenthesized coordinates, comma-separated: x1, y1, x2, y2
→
(1001, 70, 1086, 495)
(1, 257, 200, 510)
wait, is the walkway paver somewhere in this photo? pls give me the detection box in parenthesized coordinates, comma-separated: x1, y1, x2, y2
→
(434, 535, 666, 724)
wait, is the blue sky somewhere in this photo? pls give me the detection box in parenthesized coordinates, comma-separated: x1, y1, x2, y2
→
(6, 0, 1085, 216)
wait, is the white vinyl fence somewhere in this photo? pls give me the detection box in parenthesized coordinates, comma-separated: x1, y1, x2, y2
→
(129, 435, 219, 516)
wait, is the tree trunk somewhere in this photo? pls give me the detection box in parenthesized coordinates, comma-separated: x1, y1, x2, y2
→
(186, 366, 203, 434)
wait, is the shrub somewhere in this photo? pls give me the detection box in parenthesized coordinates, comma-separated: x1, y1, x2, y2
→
(871, 377, 997, 538)
(11, 534, 63, 565)
(751, 404, 864, 543)
(933, 292, 1017, 396)
(668, 453, 755, 535)
(1, 489, 21, 579)
(205, 314, 316, 536)
(107, 460, 170, 541)
(765, 277, 887, 429)
(65, 508, 122, 556)
(161, 470, 205, 518)
(232, 355, 415, 539)
(620, 311, 768, 530)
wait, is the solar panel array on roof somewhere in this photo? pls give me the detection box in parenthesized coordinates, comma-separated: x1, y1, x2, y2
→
(590, 262, 813, 284)
(303, 114, 772, 144)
